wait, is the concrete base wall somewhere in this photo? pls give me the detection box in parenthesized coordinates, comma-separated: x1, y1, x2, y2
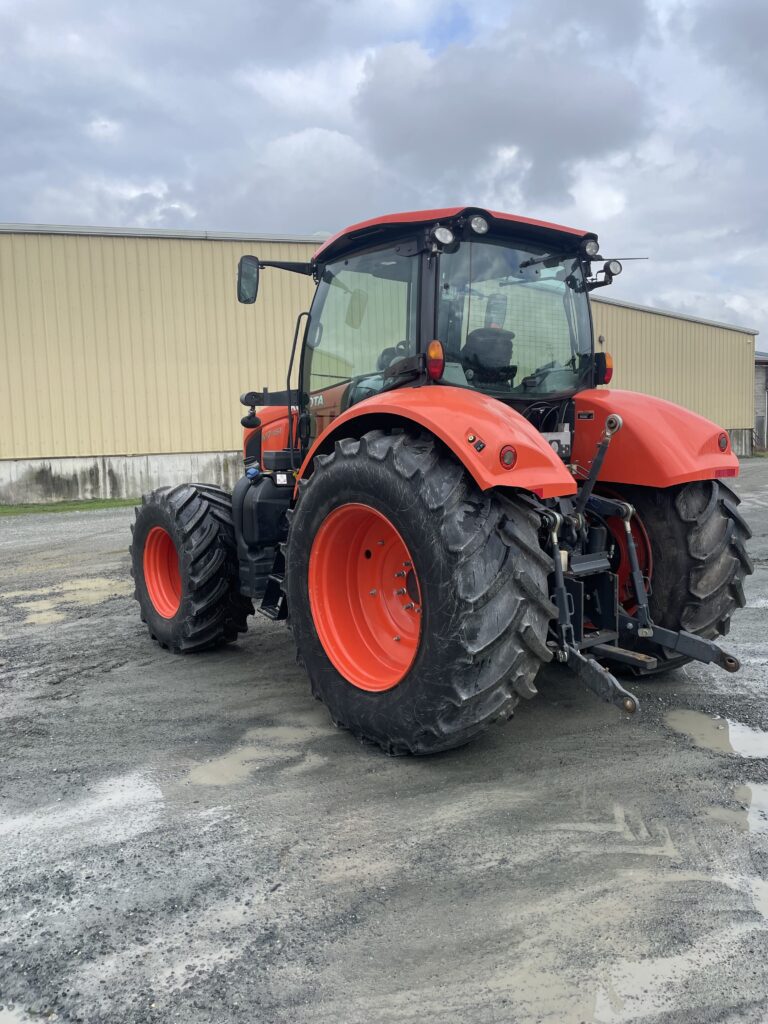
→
(728, 429, 752, 458)
(0, 431, 754, 505)
(0, 452, 243, 505)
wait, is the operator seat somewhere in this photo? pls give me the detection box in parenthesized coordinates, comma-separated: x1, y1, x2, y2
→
(462, 327, 517, 384)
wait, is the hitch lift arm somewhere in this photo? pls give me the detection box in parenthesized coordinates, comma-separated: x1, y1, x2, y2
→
(541, 508, 640, 715)
(586, 497, 741, 673)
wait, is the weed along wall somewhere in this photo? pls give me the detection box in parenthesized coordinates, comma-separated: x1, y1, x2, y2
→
(0, 224, 757, 503)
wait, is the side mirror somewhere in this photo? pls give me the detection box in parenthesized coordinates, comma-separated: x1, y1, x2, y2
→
(345, 288, 368, 329)
(237, 255, 260, 304)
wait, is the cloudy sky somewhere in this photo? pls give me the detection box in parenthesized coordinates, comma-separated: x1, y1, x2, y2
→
(1, 0, 765, 340)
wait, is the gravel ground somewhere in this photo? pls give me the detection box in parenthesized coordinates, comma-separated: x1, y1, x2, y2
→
(1, 461, 767, 1024)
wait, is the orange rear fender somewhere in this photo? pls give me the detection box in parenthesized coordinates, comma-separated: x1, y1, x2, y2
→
(298, 385, 577, 499)
(572, 390, 739, 487)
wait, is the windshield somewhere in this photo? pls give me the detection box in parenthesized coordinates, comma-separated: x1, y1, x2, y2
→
(437, 239, 592, 398)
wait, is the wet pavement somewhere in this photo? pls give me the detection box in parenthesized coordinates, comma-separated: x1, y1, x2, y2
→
(1, 460, 767, 1023)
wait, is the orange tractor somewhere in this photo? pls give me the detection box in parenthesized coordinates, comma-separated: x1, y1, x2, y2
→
(131, 208, 753, 754)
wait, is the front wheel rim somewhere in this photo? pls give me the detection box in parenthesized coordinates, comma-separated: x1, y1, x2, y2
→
(143, 526, 182, 618)
(308, 503, 421, 691)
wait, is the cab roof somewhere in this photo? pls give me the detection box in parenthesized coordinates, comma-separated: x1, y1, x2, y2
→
(313, 207, 594, 263)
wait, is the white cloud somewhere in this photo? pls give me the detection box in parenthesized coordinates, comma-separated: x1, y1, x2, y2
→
(85, 116, 121, 140)
(239, 52, 368, 126)
(0, 0, 766, 339)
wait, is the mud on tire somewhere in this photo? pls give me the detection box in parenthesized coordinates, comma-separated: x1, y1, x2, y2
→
(284, 429, 555, 755)
(611, 479, 753, 675)
(130, 484, 253, 652)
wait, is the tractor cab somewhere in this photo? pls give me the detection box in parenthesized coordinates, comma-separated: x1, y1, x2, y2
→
(290, 208, 619, 452)
(235, 208, 621, 460)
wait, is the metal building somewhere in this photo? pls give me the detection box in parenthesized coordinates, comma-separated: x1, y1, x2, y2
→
(756, 350, 768, 450)
(0, 224, 758, 503)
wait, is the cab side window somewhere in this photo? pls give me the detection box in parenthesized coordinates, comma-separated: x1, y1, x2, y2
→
(304, 247, 419, 405)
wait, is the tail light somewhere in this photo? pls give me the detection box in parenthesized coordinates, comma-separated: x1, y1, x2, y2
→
(603, 353, 613, 384)
(718, 432, 729, 452)
(426, 340, 445, 381)
(594, 351, 613, 385)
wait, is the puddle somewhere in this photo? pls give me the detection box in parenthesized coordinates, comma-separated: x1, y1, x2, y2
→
(188, 744, 288, 785)
(0, 1007, 36, 1023)
(665, 709, 768, 758)
(709, 783, 768, 834)
(2, 577, 131, 624)
(187, 722, 326, 786)
(13, 598, 66, 625)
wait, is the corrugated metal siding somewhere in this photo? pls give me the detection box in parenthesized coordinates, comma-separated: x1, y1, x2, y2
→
(0, 232, 316, 459)
(591, 297, 755, 429)
(755, 363, 768, 446)
(0, 230, 757, 462)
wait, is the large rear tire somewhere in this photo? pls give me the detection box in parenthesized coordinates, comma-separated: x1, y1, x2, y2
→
(130, 484, 253, 652)
(284, 430, 555, 755)
(604, 480, 753, 676)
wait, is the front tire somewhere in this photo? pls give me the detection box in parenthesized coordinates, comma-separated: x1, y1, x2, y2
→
(607, 480, 753, 675)
(130, 484, 253, 652)
(284, 430, 555, 755)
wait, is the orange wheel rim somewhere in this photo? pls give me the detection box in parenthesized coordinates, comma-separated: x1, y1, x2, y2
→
(308, 503, 421, 691)
(604, 512, 653, 612)
(143, 526, 182, 618)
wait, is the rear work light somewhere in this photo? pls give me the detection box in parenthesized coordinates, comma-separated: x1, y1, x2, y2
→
(431, 225, 455, 247)
(583, 238, 600, 258)
(426, 340, 445, 381)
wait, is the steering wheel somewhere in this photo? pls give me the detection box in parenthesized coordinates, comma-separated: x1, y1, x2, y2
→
(520, 360, 563, 390)
(377, 340, 410, 371)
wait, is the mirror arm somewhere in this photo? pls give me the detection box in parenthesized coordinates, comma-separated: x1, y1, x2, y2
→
(259, 260, 314, 276)
(586, 271, 615, 292)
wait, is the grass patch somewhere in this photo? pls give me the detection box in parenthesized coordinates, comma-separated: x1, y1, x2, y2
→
(0, 497, 139, 516)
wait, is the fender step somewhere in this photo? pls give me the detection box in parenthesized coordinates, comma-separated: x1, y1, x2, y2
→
(259, 573, 287, 620)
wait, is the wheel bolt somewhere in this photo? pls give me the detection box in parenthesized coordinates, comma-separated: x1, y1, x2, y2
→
(403, 561, 412, 567)
(395, 588, 406, 596)
(369, 589, 377, 596)
(393, 636, 400, 642)
(394, 570, 405, 578)
(404, 603, 414, 610)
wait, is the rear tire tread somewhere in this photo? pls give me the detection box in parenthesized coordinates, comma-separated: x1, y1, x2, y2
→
(286, 429, 555, 754)
(615, 479, 752, 676)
